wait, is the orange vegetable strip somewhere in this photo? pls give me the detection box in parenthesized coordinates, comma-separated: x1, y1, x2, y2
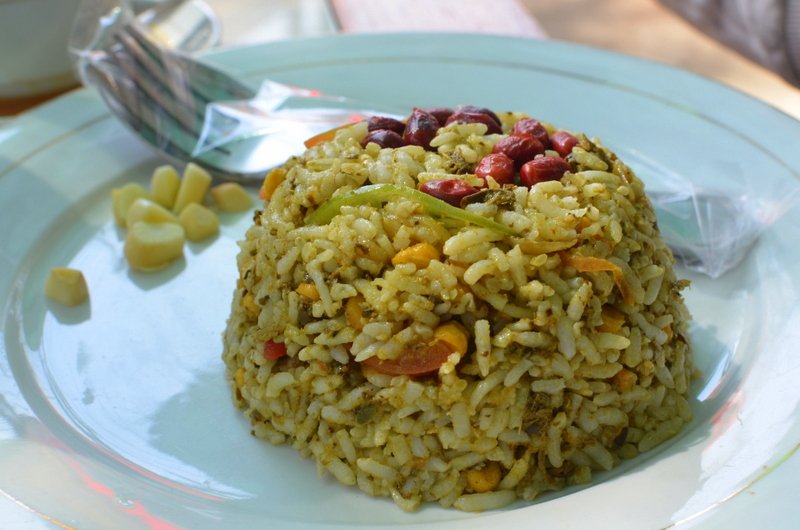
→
(560, 253, 635, 305)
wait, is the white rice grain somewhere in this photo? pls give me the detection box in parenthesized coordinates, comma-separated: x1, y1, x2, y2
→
(454, 490, 516, 512)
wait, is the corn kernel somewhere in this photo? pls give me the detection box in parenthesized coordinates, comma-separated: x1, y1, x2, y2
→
(391, 242, 440, 269)
(242, 292, 259, 319)
(433, 321, 469, 354)
(663, 325, 673, 342)
(295, 282, 320, 301)
(612, 368, 638, 392)
(44, 267, 89, 306)
(597, 305, 625, 333)
(453, 282, 472, 300)
(345, 295, 368, 330)
(234, 367, 246, 389)
(465, 461, 502, 493)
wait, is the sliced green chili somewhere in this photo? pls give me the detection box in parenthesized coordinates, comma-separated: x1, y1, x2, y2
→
(305, 184, 518, 236)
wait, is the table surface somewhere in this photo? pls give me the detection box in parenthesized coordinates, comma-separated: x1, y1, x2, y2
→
(206, 0, 800, 121)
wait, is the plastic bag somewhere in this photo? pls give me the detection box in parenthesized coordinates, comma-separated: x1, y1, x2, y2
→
(634, 154, 797, 278)
(649, 188, 770, 278)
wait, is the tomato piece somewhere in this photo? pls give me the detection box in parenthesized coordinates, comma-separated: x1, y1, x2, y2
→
(263, 339, 288, 360)
(361, 340, 453, 376)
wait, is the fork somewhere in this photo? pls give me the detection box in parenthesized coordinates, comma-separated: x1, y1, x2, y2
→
(82, 19, 400, 183)
(84, 21, 256, 175)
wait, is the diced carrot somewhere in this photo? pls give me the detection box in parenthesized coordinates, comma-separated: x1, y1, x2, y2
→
(611, 368, 637, 392)
(597, 305, 626, 333)
(561, 252, 634, 305)
(263, 339, 287, 360)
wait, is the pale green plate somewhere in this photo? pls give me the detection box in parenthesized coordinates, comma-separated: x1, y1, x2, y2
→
(2, 33, 800, 529)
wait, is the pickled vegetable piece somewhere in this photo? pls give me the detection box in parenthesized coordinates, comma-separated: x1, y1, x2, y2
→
(150, 165, 181, 209)
(45, 267, 89, 306)
(124, 221, 185, 272)
(178, 203, 219, 242)
(125, 197, 179, 230)
(112, 182, 150, 226)
(210, 182, 253, 213)
(172, 163, 212, 214)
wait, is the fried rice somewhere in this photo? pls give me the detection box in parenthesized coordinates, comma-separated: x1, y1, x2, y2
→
(221, 107, 698, 512)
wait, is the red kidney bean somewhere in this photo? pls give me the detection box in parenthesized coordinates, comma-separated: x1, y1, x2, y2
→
(403, 108, 440, 150)
(419, 179, 479, 207)
(458, 106, 502, 127)
(475, 153, 515, 186)
(445, 111, 503, 135)
(361, 129, 406, 149)
(492, 134, 545, 169)
(550, 131, 580, 157)
(367, 115, 406, 135)
(424, 107, 455, 126)
(519, 156, 571, 187)
(511, 118, 551, 150)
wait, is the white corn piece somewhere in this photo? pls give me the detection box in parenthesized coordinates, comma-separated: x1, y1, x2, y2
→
(178, 202, 219, 241)
(150, 165, 181, 209)
(124, 221, 185, 271)
(112, 182, 150, 226)
(125, 197, 179, 230)
(44, 267, 89, 306)
(210, 182, 253, 212)
(172, 162, 212, 214)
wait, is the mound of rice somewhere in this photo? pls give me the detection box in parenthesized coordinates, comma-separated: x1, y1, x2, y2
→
(222, 107, 697, 512)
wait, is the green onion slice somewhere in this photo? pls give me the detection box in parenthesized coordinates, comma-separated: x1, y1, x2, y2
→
(305, 184, 518, 236)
